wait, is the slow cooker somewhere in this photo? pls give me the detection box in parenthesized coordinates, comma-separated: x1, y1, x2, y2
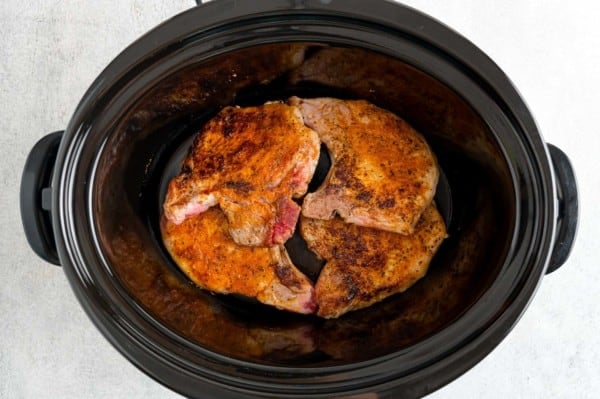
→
(20, 1, 578, 397)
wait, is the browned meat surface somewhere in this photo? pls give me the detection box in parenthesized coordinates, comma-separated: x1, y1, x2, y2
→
(290, 97, 439, 235)
(107, 219, 317, 362)
(161, 208, 316, 314)
(163, 102, 320, 246)
(301, 204, 447, 318)
(289, 46, 504, 174)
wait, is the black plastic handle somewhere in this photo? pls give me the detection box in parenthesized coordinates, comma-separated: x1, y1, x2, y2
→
(545, 144, 578, 274)
(20, 131, 63, 266)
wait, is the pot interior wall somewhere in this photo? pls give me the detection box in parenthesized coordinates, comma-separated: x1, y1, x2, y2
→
(93, 43, 515, 366)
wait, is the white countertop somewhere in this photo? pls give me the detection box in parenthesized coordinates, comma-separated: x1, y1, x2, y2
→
(1, 1, 599, 398)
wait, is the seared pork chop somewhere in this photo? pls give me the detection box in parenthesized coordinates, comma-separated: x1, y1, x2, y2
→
(301, 204, 447, 318)
(161, 208, 316, 314)
(290, 97, 438, 235)
(163, 102, 320, 246)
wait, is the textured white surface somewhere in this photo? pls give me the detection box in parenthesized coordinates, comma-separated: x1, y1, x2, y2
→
(1, 1, 598, 398)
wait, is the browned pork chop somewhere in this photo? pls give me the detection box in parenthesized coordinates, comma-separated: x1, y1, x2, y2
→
(301, 204, 447, 318)
(161, 208, 316, 314)
(163, 102, 320, 246)
(290, 97, 439, 235)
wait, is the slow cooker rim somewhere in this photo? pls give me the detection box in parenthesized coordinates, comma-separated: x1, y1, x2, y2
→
(52, 1, 557, 397)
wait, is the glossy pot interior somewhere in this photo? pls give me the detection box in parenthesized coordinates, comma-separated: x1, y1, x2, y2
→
(55, 2, 556, 397)
(95, 43, 513, 364)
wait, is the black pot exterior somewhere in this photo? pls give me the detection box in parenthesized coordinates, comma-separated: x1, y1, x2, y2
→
(21, 1, 577, 398)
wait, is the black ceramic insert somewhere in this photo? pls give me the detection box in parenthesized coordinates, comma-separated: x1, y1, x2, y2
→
(20, 1, 578, 398)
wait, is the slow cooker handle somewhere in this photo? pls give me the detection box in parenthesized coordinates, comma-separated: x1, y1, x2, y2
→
(20, 131, 63, 266)
(546, 144, 578, 274)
